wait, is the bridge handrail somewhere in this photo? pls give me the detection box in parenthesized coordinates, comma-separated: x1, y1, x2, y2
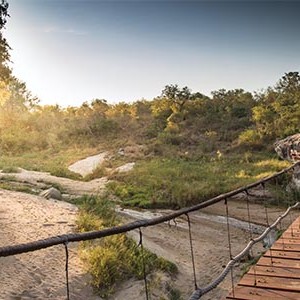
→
(189, 201, 300, 299)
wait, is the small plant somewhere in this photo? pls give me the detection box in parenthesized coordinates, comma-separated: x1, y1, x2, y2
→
(38, 180, 65, 193)
(49, 166, 82, 180)
(0, 182, 39, 195)
(1, 166, 20, 173)
(76, 195, 178, 298)
(0, 175, 17, 181)
(84, 165, 108, 181)
(240, 252, 264, 276)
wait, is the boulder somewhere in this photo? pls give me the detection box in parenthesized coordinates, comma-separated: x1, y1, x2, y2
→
(274, 133, 300, 161)
(115, 162, 135, 173)
(40, 187, 62, 200)
(274, 133, 300, 190)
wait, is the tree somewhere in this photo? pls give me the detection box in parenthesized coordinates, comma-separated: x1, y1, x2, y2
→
(0, 0, 9, 29)
(0, 0, 10, 81)
(161, 84, 191, 113)
(276, 72, 300, 94)
(251, 72, 300, 140)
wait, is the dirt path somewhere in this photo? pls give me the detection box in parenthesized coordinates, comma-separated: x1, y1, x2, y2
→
(0, 189, 101, 300)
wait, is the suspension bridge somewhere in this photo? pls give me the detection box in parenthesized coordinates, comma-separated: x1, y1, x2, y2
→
(226, 215, 300, 299)
(0, 161, 300, 299)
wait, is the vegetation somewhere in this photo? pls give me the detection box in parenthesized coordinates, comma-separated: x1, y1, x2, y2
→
(108, 155, 289, 208)
(0, 59, 297, 208)
(74, 195, 177, 298)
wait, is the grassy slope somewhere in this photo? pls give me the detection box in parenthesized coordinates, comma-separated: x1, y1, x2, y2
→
(0, 144, 290, 209)
(108, 153, 289, 208)
(0, 146, 101, 179)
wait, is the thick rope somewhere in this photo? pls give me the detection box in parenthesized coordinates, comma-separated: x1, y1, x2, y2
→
(188, 202, 300, 300)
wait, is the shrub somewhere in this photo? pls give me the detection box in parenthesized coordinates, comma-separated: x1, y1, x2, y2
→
(76, 195, 177, 297)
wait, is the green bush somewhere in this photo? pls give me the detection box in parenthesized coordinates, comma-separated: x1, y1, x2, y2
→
(76, 195, 177, 297)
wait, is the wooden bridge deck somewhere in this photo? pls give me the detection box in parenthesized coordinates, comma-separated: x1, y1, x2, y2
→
(226, 216, 300, 300)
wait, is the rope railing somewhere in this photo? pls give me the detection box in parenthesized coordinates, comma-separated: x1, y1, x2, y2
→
(188, 201, 300, 300)
(1, 161, 298, 258)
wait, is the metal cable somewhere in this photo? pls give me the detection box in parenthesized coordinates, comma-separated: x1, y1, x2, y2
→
(225, 199, 235, 297)
(139, 228, 149, 300)
(186, 213, 198, 290)
(279, 219, 285, 250)
(188, 202, 300, 300)
(245, 190, 257, 285)
(262, 182, 274, 264)
(64, 242, 70, 300)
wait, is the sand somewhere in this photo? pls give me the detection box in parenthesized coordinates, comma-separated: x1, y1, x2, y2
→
(0, 189, 101, 300)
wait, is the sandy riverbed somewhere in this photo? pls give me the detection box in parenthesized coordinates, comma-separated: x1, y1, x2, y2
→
(0, 189, 101, 300)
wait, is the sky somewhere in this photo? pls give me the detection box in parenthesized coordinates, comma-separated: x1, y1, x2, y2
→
(4, 0, 300, 107)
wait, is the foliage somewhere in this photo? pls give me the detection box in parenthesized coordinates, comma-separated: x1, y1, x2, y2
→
(84, 165, 108, 181)
(0, 71, 298, 162)
(0, 181, 38, 194)
(75, 195, 178, 297)
(0, 0, 10, 81)
(266, 173, 300, 207)
(249, 72, 300, 141)
(0, 147, 98, 179)
(1, 165, 19, 173)
(108, 154, 289, 209)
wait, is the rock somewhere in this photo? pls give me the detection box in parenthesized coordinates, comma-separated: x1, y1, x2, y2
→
(274, 133, 300, 162)
(274, 133, 300, 190)
(262, 228, 277, 248)
(117, 148, 125, 156)
(40, 187, 62, 200)
(115, 162, 135, 173)
(118, 145, 147, 158)
(68, 152, 108, 177)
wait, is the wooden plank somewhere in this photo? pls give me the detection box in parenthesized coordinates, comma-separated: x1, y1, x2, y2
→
(285, 226, 300, 231)
(282, 232, 300, 240)
(277, 234, 300, 244)
(272, 242, 300, 252)
(265, 249, 300, 260)
(225, 215, 300, 299)
(247, 265, 300, 279)
(239, 274, 300, 292)
(257, 257, 300, 268)
(226, 286, 300, 300)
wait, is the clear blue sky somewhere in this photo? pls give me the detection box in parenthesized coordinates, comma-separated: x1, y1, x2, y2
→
(4, 0, 300, 107)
